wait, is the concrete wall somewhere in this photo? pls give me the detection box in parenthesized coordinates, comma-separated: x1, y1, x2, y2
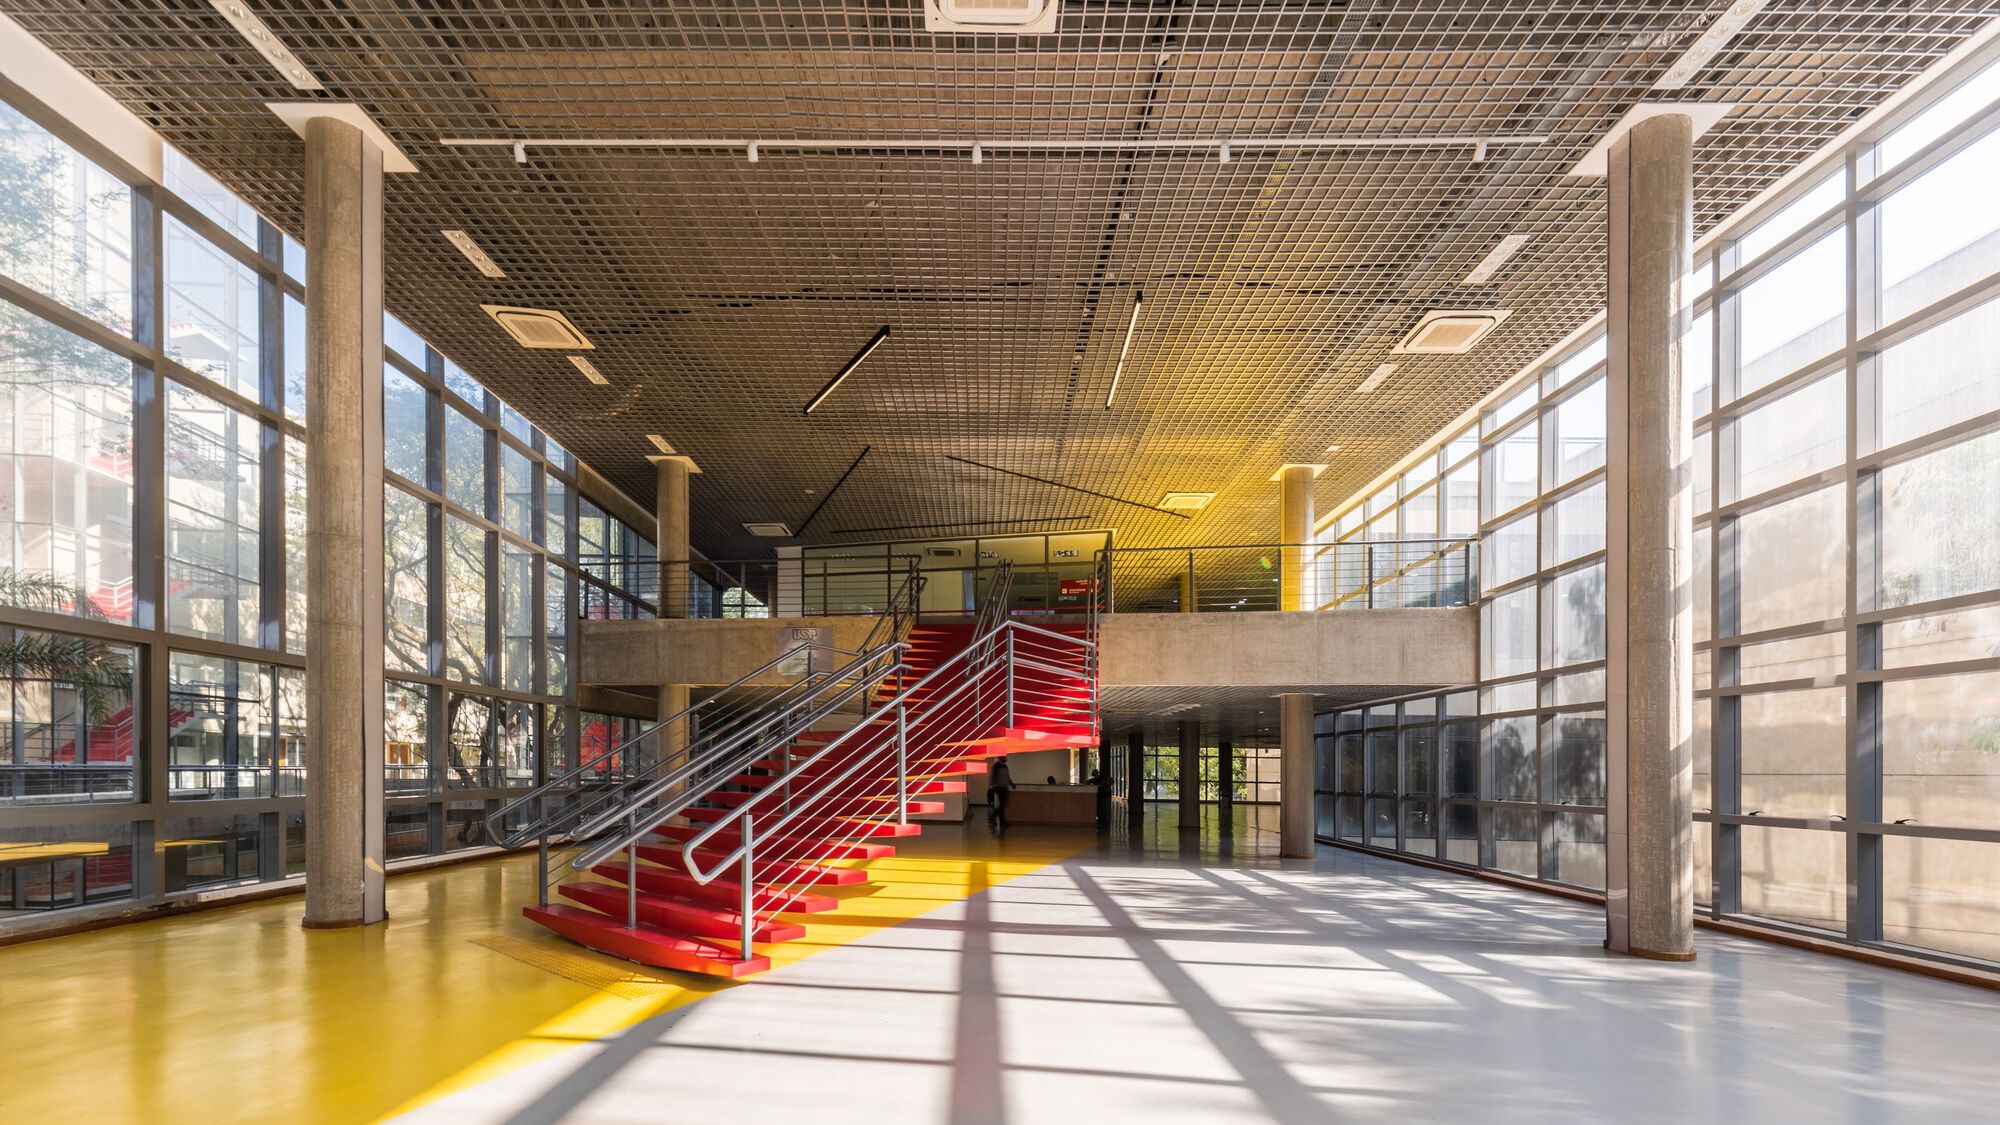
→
(578, 615, 883, 688)
(1096, 608, 1476, 690)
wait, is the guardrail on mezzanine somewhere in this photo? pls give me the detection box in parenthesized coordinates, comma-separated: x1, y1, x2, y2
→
(1090, 538, 1478, 614)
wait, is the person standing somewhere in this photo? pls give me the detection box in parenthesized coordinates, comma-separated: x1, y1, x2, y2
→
(987, 756, 1016, 834)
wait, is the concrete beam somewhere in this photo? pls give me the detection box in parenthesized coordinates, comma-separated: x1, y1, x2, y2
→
(1096, 609, 1475, 690)
(578, 615, 884, 688)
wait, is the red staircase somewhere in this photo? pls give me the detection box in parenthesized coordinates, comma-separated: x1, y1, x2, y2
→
(520, 619, 1097, 978)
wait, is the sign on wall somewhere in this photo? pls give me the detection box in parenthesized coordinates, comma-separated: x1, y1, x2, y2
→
(777, 626, 830, 677)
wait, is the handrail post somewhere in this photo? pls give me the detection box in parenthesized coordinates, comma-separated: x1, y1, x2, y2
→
(896, 702, 909, 827)
(738, 815, 756, 962)
(536, 794, 549, 907)
(1005, 627, 1016, 728)
(1364, 542, 1375, 609)
(626, 810, 639, 929)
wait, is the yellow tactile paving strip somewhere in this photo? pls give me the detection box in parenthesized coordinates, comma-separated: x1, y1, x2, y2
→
(0, 831, 1086, 1125)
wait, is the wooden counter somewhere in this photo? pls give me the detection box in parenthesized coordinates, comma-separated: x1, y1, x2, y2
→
(1003, 784, 1097, 826)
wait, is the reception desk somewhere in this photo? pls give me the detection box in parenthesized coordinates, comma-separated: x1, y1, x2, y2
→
(1004, 783, 1098, 826)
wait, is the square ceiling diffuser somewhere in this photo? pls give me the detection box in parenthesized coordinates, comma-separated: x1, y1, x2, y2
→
(482, 305, 593, 350)
(1392, 309, 1512, 355)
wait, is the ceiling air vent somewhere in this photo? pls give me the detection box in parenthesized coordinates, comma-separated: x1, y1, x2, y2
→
(742, 522, 792, 538)
(481, 305, 593, 350)
(1392, 309, 1512, 355)
(926, 0, 1060, 33)
(1158, 492, 1215, 511)
(925, 546, 965, 559)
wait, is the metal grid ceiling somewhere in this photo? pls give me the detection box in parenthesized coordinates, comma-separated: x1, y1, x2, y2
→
(6, 0, 1993, 557)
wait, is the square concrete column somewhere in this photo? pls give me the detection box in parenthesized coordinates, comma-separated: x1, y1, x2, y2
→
(1279, 693, 1314, 858)
(302, 115, 387, 928)
(1177, 720, 1201, 831)
(1604, 113, 1697, 961)
(1278, 465, 1315, 610)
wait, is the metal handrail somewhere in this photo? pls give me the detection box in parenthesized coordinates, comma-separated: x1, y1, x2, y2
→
(1094, 537, 1478, 613)
(491, 561, 924, 847)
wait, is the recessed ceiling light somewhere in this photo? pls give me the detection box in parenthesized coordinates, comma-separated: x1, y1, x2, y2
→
(803, 325, 891, 415)
(1158, 492, 1214, 511)
(743, 522, 793, 538)
(1654, 0, 1770, 90)
(1325, 443, 1343, 454)
(1462, 233, 1529, 285)
(209, 1, 323, 91)
(646, 434, 676, 455)
(441, 230, 505, 278)
(1355, 363, 1397, 394)
(568, 355, 609, 385)
(1104, 290, 1143, 410)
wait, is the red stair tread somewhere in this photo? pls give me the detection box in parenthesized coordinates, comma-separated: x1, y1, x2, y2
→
(559, 882, 807, 943)
(649, 823, 899, 861)
(523, 904, 770, 979)
(590, 862, 839, 913)
(631, 844, 869, 886)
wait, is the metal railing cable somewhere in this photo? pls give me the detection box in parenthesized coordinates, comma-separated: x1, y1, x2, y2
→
(1092, 538, 1478, 613)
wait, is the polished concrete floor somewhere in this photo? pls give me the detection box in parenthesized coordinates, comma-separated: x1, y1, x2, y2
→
(5, 807, 1998, 1124)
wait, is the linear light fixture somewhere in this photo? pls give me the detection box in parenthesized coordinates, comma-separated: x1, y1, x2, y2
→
(568, 355, 609, 385)
(646, 434, 677, 455)
(1462, 233, 1530, 285)
(443, 135, 1552, 164)
(1104, 290, 1143, 409)
(1355, 363, 1397, 394)
(210, 1, 322, 91)
(1654, 0, 1770, 90)
(803, 325, 891, 415)
(441, 229, 505, 278)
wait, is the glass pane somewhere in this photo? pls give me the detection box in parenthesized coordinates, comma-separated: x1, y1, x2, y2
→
(1442, 461, 1478, 537)
(1686, 308, 1713, 419)
(1551, 335, 1607, 388)
(445, 694, 493, 788)
(1882, 603, 2000, 668)
(1543, 481, 1605, 568)
(164, 218, 260, 400)
(1480, 584, 1536, 680)
(283, 440, 306, 654)
(0, 302, 136, 623)
(1481, 420, 1537, 520)
(1737, 173, 1843, 265)
(500, 400, 534, 442)
(1880, 127, 2000, 324)
(1740, 687, 1846, 819)
(501, 446, 534, 541)
(1365, 730, 1396, 793)
(384, 314, 426, 368)
(1739, 631, 1843, 685)
(546, 566, 569, 695)
(500, 701, 536, 788)
(1546, 376, 1606, 486)
(544, 474, 569, 555)
(1492, 807, 1537, 876)
(1444, 721, 1478, 798)
(1879, 57, 2000, 170)
(1401, 798, 1437, 857)
(384, 485, 430, 675)
(385, 805, 429, 860)
(1883, 836, 2000, 962)
(1485, 382, 1537, 435)
(1876, 295, 2000, 450)
(442, 357, 484, 408)
(501, 546, 534, 694)
(445, 406, 487, 516)
(283, 295, 306, 423)
(1883, 669, 2000, 830)
(0, 821, 135, 911)
(166, 385, 261, 647)
(1879, 429, 2000, 609)
(1693, 429, 1713, 515)
(383, 365, 429, 486)
(0, 629, 136, 804)
(1551, 712, 1605, 805)
(1486, 716, 1537, 801)
(384, 681, 429, 793)
(163, 147, 258, 246)
(276, 668, 305, 796)
(1739, 825, 1845, 932)
(1546, 562, 1606, 669)
(1482, 511, 1535, 590)
(167, 654, 273, 800)
(1736, 483, 1845, 634)
(1443, 802, 1479, 864)
(0, 102, 132, 332)
(1551, 811, 1605, 889)
(1734, 373, 1844, 500)
(1737, 229, 1845, 395)
(443, 515, 487, 683)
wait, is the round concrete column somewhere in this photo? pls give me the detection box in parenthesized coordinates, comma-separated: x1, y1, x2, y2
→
(1177, 721, 1201, 831)
(1604, 112, 1696, 961)
(655, 457, 691, 756)
(1278, 693, 1315, 858)
(1278, 465, 1315, 611)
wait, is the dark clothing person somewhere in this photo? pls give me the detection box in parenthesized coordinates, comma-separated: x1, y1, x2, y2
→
(987, 759, 1015, 833)
(1092, 771, 1113, 832)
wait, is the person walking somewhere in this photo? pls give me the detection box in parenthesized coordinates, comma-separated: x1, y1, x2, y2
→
(987, 756, 1016, 834)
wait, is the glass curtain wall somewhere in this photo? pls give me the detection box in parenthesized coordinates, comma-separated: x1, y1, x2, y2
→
(1137, 740, 1281, 804)
(1315, 48, 2000, 970)
(0, 90, 596, 922)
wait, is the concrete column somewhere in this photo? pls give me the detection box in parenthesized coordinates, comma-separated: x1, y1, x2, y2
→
(1177, 721, 1201, 831)
(1279, 693, 1314, 858)
(1125, 728, 1144, 826)
(302, 116, 387, 928)
(1278, 465, 1315, 611)
(1217, 738, 1234, 829)
(655, 458, 691, 757)
(1604, 113, 1697, 961)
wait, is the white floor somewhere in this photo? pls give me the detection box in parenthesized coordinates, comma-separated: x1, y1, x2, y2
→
(406, 815, 2000, 1124)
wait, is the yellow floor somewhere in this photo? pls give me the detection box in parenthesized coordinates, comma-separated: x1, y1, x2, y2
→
(0, 829, 1088, 1125)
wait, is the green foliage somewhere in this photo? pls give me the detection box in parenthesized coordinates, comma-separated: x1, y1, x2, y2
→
(0, 568, 133, 725)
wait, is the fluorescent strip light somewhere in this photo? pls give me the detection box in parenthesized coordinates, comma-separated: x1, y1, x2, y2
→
(568, 355, 609, 385)
(1104, 291, 1143, 409)
(1653, 0, 1770, 90)
(803, 325, 891, 415)
(1355, 363, 1397, 395)
(441, 229, 505, 278)
(1462, 233, 1529, 285)
(210, 1, 323, 91)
